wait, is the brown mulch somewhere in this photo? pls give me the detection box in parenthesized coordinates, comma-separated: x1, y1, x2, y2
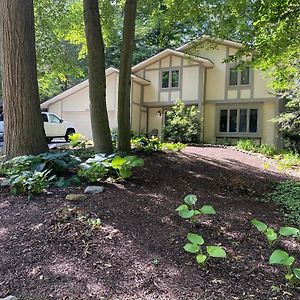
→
(0, 146, 300, 300)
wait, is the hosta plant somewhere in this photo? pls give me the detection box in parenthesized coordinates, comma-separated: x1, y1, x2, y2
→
(269, 249, 300, 286)
(184, 233, 227, 267)
(176, 194, 216, 225)
(251, 219, 299, 247)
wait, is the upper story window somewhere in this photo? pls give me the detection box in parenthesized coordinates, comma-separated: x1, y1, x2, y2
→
(229, 66, 250, 86)
(161, 69, 180, 89)
(219, 108, 258, 134)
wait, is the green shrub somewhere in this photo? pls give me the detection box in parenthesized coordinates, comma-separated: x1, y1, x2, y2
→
(236, 139, 256, 151)
(78, 153, 144, 182)
(131, 136, 186, 153)
(162, 100, 201, 143)
(257, 144, 276, 156)
(8, 170, 53, 198)
(69, 133, 92, 148)
(131, 137, 161, 152)
(271, 181, 300, 225)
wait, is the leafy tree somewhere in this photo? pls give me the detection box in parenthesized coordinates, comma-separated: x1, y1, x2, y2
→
(0, 0, 49, 158)
(117, 0, 138, 153)
(163, 100, 201, 143)
(83, 0, 113, 153)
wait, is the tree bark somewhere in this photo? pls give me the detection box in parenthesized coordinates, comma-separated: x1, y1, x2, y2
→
(83, 0, 113, 154)
(0, 0, 48, 159)
(117, 0, 138, 153)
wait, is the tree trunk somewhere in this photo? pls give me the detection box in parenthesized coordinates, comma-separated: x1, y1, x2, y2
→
(117, 0, 138, 153)
(0, 0, 48, 159)
(83, 0, 113, 154)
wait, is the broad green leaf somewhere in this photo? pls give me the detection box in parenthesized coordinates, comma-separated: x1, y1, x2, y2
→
(178, 209, 195, 219)
(269, 250, 290, 265)
(187, 233, 204, 245)
(293, 268, 300, 280)
(111, 156, 126, 169)
(183, 243, 200, 253)
(200, 205, 216, 215)
(251, 219, 267, 232)
(193, 210, 201, 215)
(196, 254, 207, 264)
(279, 227, 299, 237)
(184, 194, 197, 206)
(284, 256, 295, 266)
(207, 246, 227, 258)
(119, 168, 132, 179)
(265, 228, 278, 242)
(176, 204, 188, 212)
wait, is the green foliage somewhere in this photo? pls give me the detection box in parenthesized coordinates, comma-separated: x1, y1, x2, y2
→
(8, 170, 53, 198)
(251, 219, 299, 247)
(0, 151, 81, 177)
(236, 139, 256, 152)
(69, 133, 92, 148)
(183, 232, 226, 267)
(176, 194, 215, 226)
(131, 136, 186, 153)
(131, 137, 161, 152)
(162, 100, 201, 143)
(271, 181, 300, 225)
(78, 153, 144, 182)
(269, 249, 300, 286)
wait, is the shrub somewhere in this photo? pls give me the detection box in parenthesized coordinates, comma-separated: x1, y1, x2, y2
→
(69, 133, 92, 148)
(271, 181, 300, 225)
(162, 100, 201, 143)
(8, 170, 53, 198)
(78, 153, 144, 182)
(257, 144, 276, 156)
(236, 139, 256, 152)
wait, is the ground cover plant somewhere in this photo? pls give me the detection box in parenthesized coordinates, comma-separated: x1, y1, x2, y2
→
(270, 181, 300, 225)
(1, 146, 300, 299)
(236, 139, 300, 170)
(176, 194, 216, 226)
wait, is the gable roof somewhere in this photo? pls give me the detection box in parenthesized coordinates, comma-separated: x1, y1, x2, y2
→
(176, 35, 243, 52)
(132, 49, 214, 72)
(41, 67, 149, 109)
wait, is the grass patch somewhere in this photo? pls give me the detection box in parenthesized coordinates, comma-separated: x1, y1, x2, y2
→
(271, 181, 300, 225)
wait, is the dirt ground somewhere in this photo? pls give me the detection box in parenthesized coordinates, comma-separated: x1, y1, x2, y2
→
(0, 146, 299, 300)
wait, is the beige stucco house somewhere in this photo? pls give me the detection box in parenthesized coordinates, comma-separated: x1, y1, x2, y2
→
(41, 36, 280, 147)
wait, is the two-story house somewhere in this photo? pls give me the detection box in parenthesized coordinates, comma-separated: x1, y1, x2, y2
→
(41, 36, 280, 147)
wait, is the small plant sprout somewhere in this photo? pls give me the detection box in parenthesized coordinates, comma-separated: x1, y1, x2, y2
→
(176, 194, 216, 225)
(269, 249, 300, 285)
(251, 219, 299, 247)
(184, 233, 226, 267)
(87, 218, 102, 230)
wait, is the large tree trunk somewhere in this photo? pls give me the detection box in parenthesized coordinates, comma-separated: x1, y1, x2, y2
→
(117, 0, 138, 153)
(83, 0, 113, 154)
(0, 0, 48, 159)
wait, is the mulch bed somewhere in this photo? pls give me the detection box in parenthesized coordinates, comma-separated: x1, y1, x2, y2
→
(0, 146, 299, 300)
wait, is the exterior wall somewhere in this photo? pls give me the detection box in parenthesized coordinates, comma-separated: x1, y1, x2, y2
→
(139, 54, 203, 106)
(203, 101, 278, 147)
(148, 107, 163, 136)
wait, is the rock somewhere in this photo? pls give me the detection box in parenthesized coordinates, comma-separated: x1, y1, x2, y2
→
(0, 296, 18, 300)
(84, 186, 104, 194)
(65, 193, 87, 201)
(0, 178, 9, 187)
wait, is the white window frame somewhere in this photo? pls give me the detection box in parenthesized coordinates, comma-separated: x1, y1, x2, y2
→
(216, 106, 261, 138)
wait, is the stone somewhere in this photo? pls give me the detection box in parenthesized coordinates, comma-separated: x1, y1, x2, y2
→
(65, 193, 87, 201)
(0, 178, 9, 187)
(0, 296, 18, 300)
(84, 186, 104, 194)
